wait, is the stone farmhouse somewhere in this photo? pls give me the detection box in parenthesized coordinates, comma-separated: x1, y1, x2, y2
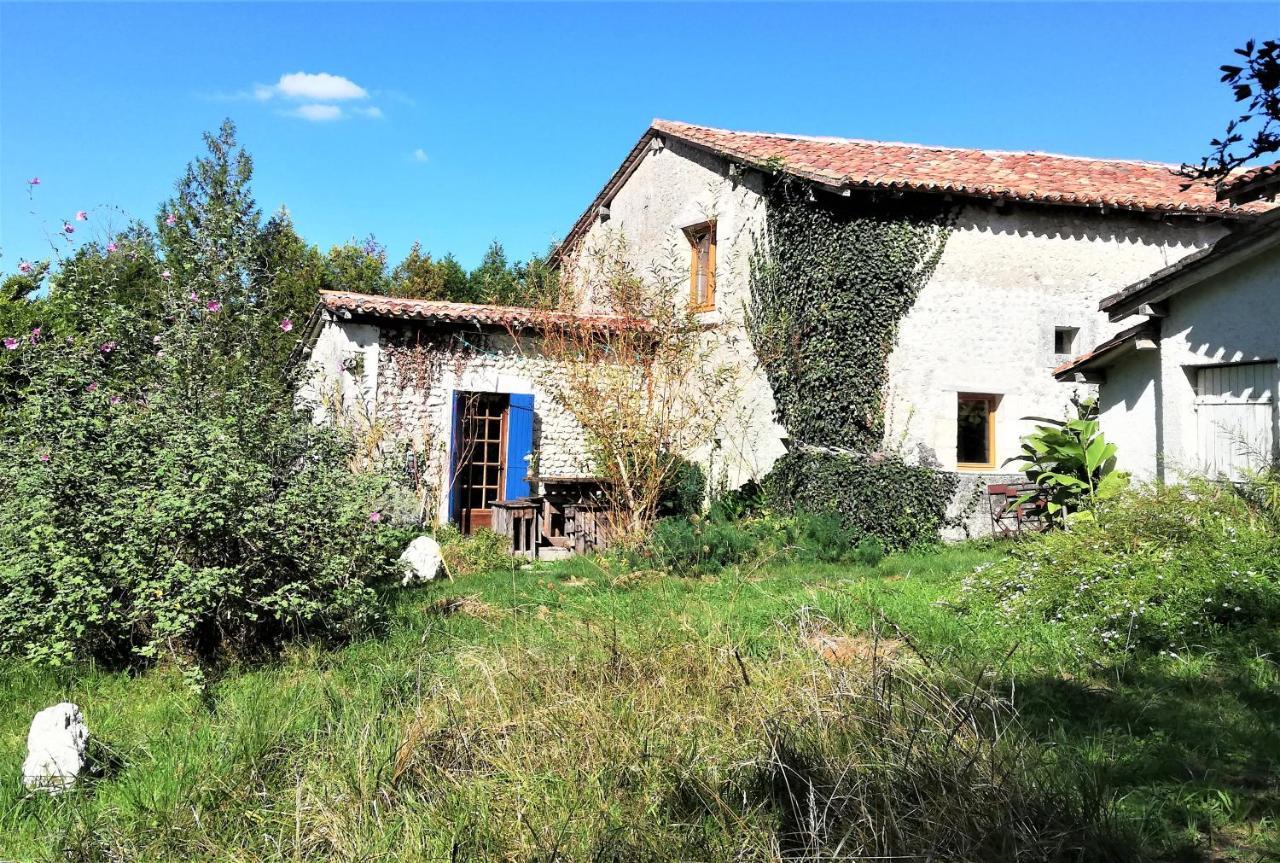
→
(298, 120, 1269, 544)
(1056, 168, 1280, 484)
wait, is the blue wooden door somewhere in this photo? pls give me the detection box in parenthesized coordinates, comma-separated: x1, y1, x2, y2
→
(505, 393, 535, 499)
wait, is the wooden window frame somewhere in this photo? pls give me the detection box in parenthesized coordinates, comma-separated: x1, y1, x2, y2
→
(956, 393, 998, 471)
(455, 393, 509, 533)
(684, 221, 716, 312)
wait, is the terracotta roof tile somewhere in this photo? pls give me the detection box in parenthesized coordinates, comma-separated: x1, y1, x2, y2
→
(654, 120, 1269, 216)
(555, 120, 1273, 261)
(319, 291, 646, 331)
(1219, 160, 1280, 203)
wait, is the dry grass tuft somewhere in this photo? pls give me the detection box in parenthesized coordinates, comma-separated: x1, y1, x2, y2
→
(425, 594, 501, 620)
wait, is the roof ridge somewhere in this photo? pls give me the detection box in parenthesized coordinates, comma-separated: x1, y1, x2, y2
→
(651, 118, 1186, 170)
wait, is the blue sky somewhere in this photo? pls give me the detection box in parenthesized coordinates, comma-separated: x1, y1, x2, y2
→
(2, 2, 1276, 271)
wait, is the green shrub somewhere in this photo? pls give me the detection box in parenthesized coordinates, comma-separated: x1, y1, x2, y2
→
(958, 483, 1280, 656)
(638, 514, 773, 576)
(779, 510, 857, 563)
(656, 455, 707, 519)
(638, 509, 886, 576)
(765, 450, 956, 552)
(0, 335, 397, 667)
(0, 123, 398, 668)
(708, 479, 766, 521)
(436, 527, 512, 578)
(1006, 395, 1127, 525)
(852, 536, 887, 567)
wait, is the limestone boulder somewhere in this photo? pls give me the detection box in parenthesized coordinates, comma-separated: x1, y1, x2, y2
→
(22, 702, 89, 793)
(400, 535, 445, 584)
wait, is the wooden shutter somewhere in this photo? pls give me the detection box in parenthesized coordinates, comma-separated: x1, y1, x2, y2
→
(448, 390, 462, 522)
(505, 393, 535, 499)
(1194, 362, 1276, 481)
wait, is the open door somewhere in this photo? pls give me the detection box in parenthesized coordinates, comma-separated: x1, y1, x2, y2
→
(450, 391, 535, 534)
(453, 393, 507, 533)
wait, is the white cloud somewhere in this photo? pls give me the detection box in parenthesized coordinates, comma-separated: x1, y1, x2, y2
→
(245, 72, 386, 121)
(288, 104, 344, 122)
(261, 72, 368, 102)
(411, 148, 429, 162)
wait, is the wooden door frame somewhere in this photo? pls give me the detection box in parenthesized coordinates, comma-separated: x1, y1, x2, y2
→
(454, 392, 510, 534)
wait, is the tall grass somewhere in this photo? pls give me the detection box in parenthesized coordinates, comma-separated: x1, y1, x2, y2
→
(6, 541, 1268, 861)
(0, 551, 1134, 862)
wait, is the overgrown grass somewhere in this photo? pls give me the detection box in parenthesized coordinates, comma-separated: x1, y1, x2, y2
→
(1, 542, 1276, 861)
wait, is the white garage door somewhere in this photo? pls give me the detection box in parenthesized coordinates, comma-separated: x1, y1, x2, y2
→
(1195, 362, 1276, 481)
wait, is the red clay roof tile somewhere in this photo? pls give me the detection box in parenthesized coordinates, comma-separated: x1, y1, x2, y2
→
(555, 120, 1273, 261)
(653, 120, 1267, 216)
(319, 291, 646, 331)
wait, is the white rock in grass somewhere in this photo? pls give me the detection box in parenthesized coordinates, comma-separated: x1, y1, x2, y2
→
(22, 702, 89, 793)
(400, 535, 444, 584)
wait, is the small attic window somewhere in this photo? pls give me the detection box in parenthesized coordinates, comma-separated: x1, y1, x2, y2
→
(1054, 327, 1078, 356)
(684, 221, 716, 311)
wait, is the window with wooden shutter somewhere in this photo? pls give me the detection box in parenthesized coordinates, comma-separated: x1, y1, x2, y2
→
(685, 221, 716, 311)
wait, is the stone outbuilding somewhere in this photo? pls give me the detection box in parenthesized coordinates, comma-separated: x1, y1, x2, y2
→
(296, 291, 633, 534)
(1055, 200, 1280, 482)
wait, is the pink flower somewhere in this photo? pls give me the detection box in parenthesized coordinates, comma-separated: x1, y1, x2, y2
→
(85, 382, 98, 393)
(2, 338, 18, 350)
(38, 453, 50, 463)
(160, 270, 172, 280)
(75, 210, 88, 222)
(29, 327, 42, 345)
(62, 223, 74, 235)
(279, 318, 294, 333)
(368, 511, 382, 524)
(206, 300, 222, 313)
(27, 177, 40, 186)
(156, 349, 166, 358)
(109, 395, 122, 405)
(152, 335, 162, 344)
(100, 341, 117, 353)
(164, 213, 177, 227)
(188, 291, 199, 302)
(106, 242, 117, 253)
(18, 261, 32, 274)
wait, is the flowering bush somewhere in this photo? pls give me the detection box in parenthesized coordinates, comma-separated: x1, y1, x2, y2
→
(0, 344, 395, 665)
(0, 122, 400, 667)
(958, 483, 1280, 656)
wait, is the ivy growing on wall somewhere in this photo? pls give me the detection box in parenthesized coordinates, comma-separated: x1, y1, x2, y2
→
(748, 177, 959, 547)
(748, 179, 953, 451)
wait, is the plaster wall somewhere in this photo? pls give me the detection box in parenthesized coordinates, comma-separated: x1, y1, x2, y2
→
(1096, 347, 1162, 480)
(1100, 244, 1280, 481)
(573, 138, 782, 493)
(573, 138, 1225, 499)
(887, 207, 1221, 473)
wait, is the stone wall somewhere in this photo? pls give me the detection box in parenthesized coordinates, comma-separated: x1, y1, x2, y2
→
(301, 315, 594, 524)
(942, 471, 1028, 541)
(569, 135, 1228, 534)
